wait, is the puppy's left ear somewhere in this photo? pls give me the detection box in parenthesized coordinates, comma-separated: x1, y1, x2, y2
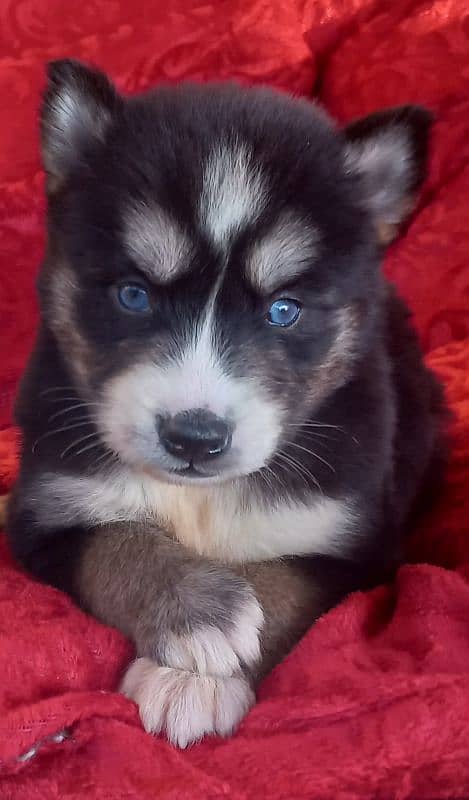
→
(41, 59, 121, 191)
(344, 106, 433, 246)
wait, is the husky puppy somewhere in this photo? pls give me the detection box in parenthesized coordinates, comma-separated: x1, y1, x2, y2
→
(7, 60, 447, 747)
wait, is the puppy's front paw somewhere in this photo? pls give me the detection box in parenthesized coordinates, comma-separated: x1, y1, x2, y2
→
(161, 594, 264, 677)
(120, 658, 255, 748)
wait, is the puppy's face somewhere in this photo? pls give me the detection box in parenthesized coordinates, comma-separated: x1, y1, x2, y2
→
(39, 61, 431, 485)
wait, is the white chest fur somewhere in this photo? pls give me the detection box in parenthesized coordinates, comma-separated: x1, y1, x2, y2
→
(36, 471, 356, 563)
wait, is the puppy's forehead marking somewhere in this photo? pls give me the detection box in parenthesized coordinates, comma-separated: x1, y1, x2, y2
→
(123, 202, 191, 282)
(247, 212, 320, 293)
(200, 142, 266, 246)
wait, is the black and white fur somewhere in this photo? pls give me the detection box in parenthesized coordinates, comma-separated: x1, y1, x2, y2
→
(7, 60, 447, 747)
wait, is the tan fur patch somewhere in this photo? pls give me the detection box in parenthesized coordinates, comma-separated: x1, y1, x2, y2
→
(47, 260, 91, 387)
(123, 202, 191, 282)
(376, 196, 415, 245)
(0, 494, 8, 529)
(246, 212, 320, 292)
(307, 304, 362, 407)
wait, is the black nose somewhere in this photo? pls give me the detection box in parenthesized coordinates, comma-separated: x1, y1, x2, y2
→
(159, 409, 232, 462)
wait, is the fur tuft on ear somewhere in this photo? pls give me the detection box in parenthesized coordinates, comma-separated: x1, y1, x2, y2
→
(344, 106, 433, 245)
(41, 59, 120, 189)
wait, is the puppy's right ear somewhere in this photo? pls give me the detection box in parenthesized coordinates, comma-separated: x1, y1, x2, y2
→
(41, 59, 120, 190)
(343, 106, 433, 246)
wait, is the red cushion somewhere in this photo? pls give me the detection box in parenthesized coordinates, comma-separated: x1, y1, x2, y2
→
(1, 1, 469, 796)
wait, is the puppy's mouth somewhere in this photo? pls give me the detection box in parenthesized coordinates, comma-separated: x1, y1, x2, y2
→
(136, 456, 230, 486)
(172, 463, 216, 480)
(156, 463, 228, 487)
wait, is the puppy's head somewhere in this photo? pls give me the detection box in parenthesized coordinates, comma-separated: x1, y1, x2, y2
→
(39, 60, 432, 484)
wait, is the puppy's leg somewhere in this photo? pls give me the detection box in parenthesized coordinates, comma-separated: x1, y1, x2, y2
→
(237, 560, 321, 680)
(117, 556, 369, 739)
(72, 522, 263, 747)
(115, 552, 336, 744)
(239, 556, 383, 681)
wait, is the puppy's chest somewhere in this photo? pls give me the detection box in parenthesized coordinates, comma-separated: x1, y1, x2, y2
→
(37, 471, 352, 562)
(152, 485, 241, 560)
(135, 480, 350, 563)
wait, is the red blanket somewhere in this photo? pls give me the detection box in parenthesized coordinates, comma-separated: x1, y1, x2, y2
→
(1, 1, 469, 796)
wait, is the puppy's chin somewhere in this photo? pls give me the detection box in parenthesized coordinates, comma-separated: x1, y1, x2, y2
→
(151, 468, 235, 488)
(118, 448, 253, 487)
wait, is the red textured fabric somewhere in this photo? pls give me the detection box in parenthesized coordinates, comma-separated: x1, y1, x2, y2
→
(1, 1, 469, 796)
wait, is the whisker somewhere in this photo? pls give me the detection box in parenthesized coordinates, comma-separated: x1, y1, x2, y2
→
(285, 441, 336, 475)
(273, 453, 306, 487)
(90, 448, 118, 470)
(294, 423, 360, 447)
(267, 462, 290, 495)
(295, 434, 335, 455)
(259, 463, 278, 495)
(60, 431, 100, 460)
(275, 450, 323, 494)
(295, 430, 333, 441)
(32, 418, 95, 453)
(45, 396, 87, 404)
(259, 470, 273, 494)
(72, 439, 107, 458)
(286, 422, 346, 432)
(274, 452, 314, 491)
(280, 451, 324, 493)
(39, 386, 78, 397)
(49, 403, 103, 423)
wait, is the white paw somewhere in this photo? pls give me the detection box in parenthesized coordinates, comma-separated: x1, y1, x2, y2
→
(161, 595, 264, 677)
(120, 658, 255, 748)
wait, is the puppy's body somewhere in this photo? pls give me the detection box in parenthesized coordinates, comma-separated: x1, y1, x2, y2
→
(8, 62, 446, 747)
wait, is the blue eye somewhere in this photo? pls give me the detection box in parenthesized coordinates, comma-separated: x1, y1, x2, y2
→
(267, 298, 301, 327)
(117, 283, 150, 313)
